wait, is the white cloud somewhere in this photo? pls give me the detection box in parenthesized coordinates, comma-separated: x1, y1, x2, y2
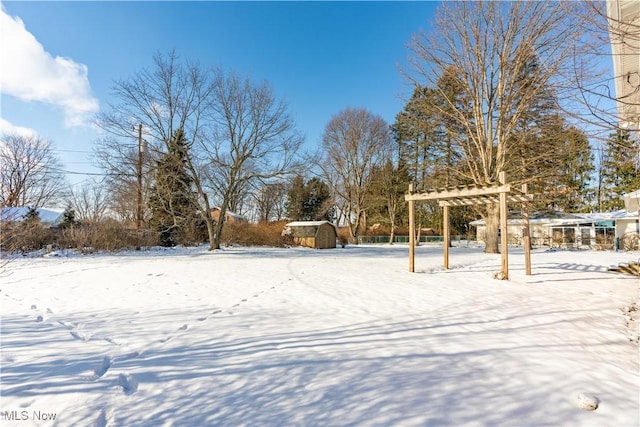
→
(0, 118, 37, 138)
(0, 7, 99, 127)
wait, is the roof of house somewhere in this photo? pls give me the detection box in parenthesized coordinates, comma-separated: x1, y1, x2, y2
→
(470, 209, 638, 226)
(0, 207, 64, 224)
(210, 207, 246, 219)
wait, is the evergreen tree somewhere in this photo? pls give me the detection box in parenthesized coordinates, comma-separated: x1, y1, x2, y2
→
(509, 116, 594, 212)
(285, 175, 306, 220)
(304, 178, 333, 221)
(148, 129, 203, 246)
(25, 207, 40, 223)
(600, 130, 640, 211)
(368, 160, 410, 243)
(285, 176, 333, 221)
(549, 126, 594, 212)
(59, 206, 78, 229)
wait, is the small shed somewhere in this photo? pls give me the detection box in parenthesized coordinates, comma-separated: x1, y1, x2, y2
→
(284, 221, 337, 249)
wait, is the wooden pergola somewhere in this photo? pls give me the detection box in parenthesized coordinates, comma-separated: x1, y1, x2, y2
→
(405, 172, 534, 279)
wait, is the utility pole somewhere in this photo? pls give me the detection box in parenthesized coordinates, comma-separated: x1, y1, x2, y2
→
(136, 124, 143, 251)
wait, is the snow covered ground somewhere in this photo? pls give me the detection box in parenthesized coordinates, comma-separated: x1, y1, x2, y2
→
(1, 243, 638, 427)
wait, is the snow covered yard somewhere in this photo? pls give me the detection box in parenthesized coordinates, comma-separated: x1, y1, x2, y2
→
(1, 244, 638, 427)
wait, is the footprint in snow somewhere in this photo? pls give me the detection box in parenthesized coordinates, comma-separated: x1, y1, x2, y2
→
(58, 320, 76, 329)
(118, 373, 138, 395)
(93, 356, 112, 379)
(70, 329, 92, 341)
(95, 408, 112, 427)
(30, 304, 37, 310)
(103, 337, 122, 345)
(36, 315, 44, 322)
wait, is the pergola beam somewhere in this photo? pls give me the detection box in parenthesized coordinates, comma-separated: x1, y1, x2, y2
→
(438, 194, 533, 207)
(405, 184, 511, 201)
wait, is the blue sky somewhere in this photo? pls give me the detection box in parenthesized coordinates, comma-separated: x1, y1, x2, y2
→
(1, 1, 440, 186)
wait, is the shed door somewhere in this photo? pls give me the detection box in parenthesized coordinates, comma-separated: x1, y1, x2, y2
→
(317, 228, 331, 248)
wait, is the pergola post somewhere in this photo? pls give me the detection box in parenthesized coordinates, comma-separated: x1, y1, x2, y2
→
(443, 205, 450, 269)
(408, 184, 415, 273)
(499, 171, 508, 279)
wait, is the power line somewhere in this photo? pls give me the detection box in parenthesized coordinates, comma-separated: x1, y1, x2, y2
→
(56, 149, 95, 154)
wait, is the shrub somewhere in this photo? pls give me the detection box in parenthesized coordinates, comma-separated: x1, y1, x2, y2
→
(1, 215, 55, 255)
(336, 227, 352, 245)
(58, 220, 161, 252)
(221, 221, 290, 247)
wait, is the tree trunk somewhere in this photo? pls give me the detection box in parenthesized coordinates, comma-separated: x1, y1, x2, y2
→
(211, 205, 227, 250)
(205, 216, 216, 250)
(484, 203, 500, 253)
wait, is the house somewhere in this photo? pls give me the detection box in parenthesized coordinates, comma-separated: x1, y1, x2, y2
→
(0, 207, 63, 227)
(607, 0, 640, 130)
(210, 207, 247, 224)
(283, 221, 337, 249)
(471, 209, 639, 250)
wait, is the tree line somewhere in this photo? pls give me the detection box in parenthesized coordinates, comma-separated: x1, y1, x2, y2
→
(1, 1, 638, 253)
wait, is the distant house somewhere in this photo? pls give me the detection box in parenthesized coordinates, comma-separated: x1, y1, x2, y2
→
(0, 207, 63, 227)
(210, 207, 247, 224)
(471, 209, 639, 250)
(284, 221, 337, 249)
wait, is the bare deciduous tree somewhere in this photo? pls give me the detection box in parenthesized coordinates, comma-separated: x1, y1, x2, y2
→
(405, 1, 583, 252)
(95, 135, 153, 224)
(97, 51, 218, 246)
(318, 108, 392, 240)
(66, 179, 110, 223)
(97, 52, 302, 250)
(566, 0, 640, 137)
(202, 69, 303, 249)
(0, 133, 66, 208)
(252, 181, 289, 223)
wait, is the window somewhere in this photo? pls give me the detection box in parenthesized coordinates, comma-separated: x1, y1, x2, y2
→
(563, 228, 575, 245)
(595, 227, 615, 248)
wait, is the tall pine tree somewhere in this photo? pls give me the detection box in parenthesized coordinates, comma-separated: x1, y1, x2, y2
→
(285, 175, 333, 221)
(148, 129, 203, 246)
(600, 130, 640, 211)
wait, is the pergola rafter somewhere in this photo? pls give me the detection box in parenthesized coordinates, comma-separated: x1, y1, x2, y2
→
(405, 172, 533, 279)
